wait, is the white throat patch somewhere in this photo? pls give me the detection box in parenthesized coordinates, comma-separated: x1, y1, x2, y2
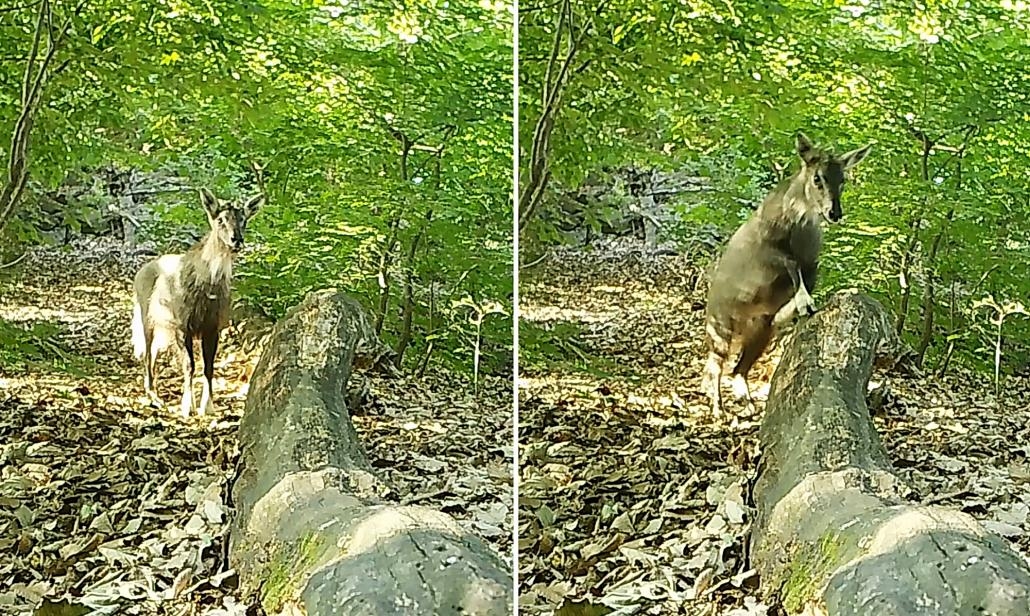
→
(201, 238, 233, 285)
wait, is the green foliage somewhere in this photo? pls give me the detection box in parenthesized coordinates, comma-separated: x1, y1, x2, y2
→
(519, 320, 619, 378)
(1, 0, 513, 375)
(0, 319, 90, 374)
(520, 0, 1030, 373)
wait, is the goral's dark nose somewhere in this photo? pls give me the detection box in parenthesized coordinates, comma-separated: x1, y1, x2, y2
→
(828, 200, 843, 222)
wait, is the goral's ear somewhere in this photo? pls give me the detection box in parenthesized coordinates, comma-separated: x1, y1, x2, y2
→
(840, 143, 873, 171)
(243, 193, 265, 220)
(796, 132, 818, 166)
(199, 188, 220, 218)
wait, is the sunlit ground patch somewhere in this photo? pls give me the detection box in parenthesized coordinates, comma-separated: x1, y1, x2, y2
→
(519, 303, 621, 324)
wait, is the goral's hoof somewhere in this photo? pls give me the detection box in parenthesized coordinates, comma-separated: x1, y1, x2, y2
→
(197, 401, 215, 417)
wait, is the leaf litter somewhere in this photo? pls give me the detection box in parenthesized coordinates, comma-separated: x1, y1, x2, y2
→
(518, 236, 1030, 615)
(0, 237, 511, 615)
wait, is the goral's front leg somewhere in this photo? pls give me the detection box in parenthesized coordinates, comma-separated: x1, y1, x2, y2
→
(794, 272, 816, 317)
(774, 267, 817, 327)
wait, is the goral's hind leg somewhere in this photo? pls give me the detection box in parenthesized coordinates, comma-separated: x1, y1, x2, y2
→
(702, 352, 725, 415)
(143, 325, 163, 408)
(731, 316, 774, 414)
(180, 335, 195, 418)
(702, 321, 731, 415)
(198, 332, 218, 416)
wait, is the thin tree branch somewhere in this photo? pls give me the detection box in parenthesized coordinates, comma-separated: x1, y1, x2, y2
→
(0, 0, 77, 232)
(0, 1, 41, 16)
(0, 253, 27, 269)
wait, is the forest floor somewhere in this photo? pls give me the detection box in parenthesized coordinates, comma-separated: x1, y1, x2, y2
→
(518, 236, 1030, 616)
(0, 237, 512, 616)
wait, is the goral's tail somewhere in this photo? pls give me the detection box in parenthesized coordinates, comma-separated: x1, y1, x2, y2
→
(131, 301, 145, 359)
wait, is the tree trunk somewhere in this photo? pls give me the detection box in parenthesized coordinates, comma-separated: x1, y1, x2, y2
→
(638, 170, 659, 250)
(230, 290, 511, 615)
(894, 216, 920, 337)
(750, 291, 1030, 615)
(518, 0, 580, 232)
(395, 211, 432, 367)
(374, 218, 400, 336)
(915, 211, 953, 366)
(0, 1, 51, 232)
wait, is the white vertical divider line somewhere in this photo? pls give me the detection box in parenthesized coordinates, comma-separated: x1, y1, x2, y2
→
(510, 0, 521, 609)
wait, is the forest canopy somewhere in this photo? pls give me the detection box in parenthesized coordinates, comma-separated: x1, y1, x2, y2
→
(519, 0, 1030, 375)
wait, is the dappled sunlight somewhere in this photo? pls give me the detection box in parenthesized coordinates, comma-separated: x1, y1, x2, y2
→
(0, 374, 83, 392)
(519, 303, 620, 324)
(627, 286, 682, 305)
(521, 281, 682, 326)
(846, 220, 896, 237)
(0, 303, 118, 326)
(518, 373, 600, 394)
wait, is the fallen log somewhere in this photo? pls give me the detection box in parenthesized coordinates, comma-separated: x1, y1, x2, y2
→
(750, 290, 1030, 615)
(229, 289, 512, 615)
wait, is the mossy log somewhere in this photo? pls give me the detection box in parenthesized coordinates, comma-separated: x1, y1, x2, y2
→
(750, 290, 1030, 615)
(229, 289, 512, 615)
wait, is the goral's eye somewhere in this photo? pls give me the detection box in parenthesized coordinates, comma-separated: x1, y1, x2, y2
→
(813, 175, 824, 189)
